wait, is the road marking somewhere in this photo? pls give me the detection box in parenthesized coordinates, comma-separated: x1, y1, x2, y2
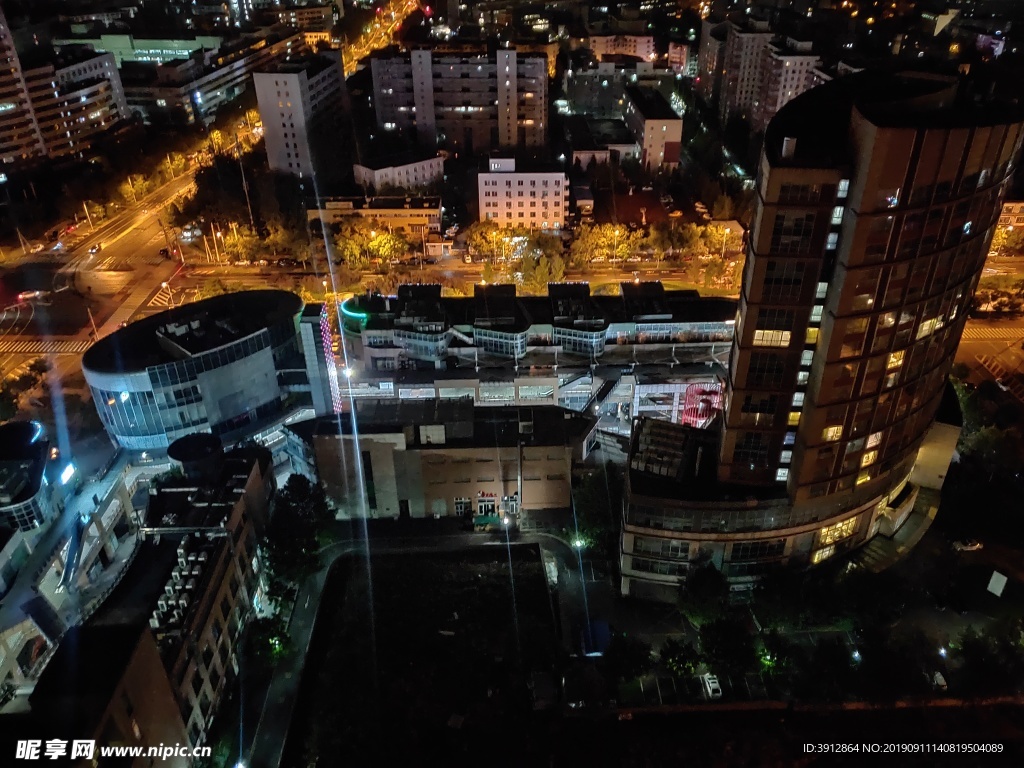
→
(0, 339, 92, 354)
(961, 327, 1024, 340)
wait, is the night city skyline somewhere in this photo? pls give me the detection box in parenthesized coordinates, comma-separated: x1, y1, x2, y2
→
(3, 1, 1024, 766)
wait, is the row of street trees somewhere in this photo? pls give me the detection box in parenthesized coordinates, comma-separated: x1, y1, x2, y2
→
(569, 221, 743, 267)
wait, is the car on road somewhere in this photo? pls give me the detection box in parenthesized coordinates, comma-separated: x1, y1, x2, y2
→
(255, 259, 269, 267)
(423, 257, 437, 265)
(30, 243, 44, 253)
(233, 260, 252, 267)
(17, 290, 46, 302)
(700, 673, 722, 700)
(159, 247, 169, 257)
(953, 539, 983, 552)
(89, 244, 102, 254)
(995, 378, 1010, 392)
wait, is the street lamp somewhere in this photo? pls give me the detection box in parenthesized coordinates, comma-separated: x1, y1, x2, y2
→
(614, 228, 620, 261)
(721, 227, 731, 261)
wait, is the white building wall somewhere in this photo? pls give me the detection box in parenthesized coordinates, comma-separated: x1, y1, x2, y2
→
(478, 159, 568, 229)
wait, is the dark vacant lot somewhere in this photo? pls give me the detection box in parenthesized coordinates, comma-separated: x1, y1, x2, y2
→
(284, 546, 559, 767)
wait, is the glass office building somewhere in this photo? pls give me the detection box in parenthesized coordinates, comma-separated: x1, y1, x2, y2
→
(83, 290, 327, 451)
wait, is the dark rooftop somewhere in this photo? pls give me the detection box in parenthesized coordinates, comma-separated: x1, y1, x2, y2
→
(0, 421, 49, 509)
(628, 418, 786, 504)
(765, 70, 1024, 169)
(294, 402, 597, 450)
(31, 624, 143, 708)
(82, 289, 303, 374)
(345, 282, 735, 336)
(624, 86, 680, 122)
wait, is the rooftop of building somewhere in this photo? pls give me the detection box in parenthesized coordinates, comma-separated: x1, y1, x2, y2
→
(20, 43, 112, 71)
(0, 421, 49, 509)
(291, 401, 597, 449)
(257, 52, 338, 79)
(345, 282, 735, 335)
(318, 195, 441, 211)
(143, 444, 271, 532)
(30, 623, 145, 709)
(82, 289, 303, 375)
(765, 70, 1024, 169)
(624, 86, 680, 121)
(627, 417, 786, 504)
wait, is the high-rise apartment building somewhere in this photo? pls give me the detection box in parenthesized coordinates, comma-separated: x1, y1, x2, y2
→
(370, 45, 547, 152)
(722, 72, 1022, 498)
(695, 20, 728, 107)
(752, 38, 820, 134)
(620, 72, 1024, 600)
(0, 6, 43, 165)
(719, 17, 772, 125)
(23, 49, 128, 160)
(254, 53, 344, 176)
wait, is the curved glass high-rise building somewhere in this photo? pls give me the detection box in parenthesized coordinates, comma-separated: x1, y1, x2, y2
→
(621, 72, 1024, 600)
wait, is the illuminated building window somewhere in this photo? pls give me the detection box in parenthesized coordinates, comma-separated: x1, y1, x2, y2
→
(797, 371, 809, 385)
(822, 425, 843, 441)
(753, 330, 791, 347)
(811, 545, 835, 564)
(916, 317, 938, 340)
(775, 468, 789, 482)
(887, 350, 905, 369)
(780, 450, 792, 464)
(860, 450, 877, 467)
(867, 431, 882, 449)
(820, 517, 857, 546)
(816, 282, 828, 299)
(792, 392, 804, 407)
(788, 411, 801, 426)
(800, 350, 814, 366)
(806, 328, 819, 344)
(810, 305, 823, 323)
(856, 470, 871, 485)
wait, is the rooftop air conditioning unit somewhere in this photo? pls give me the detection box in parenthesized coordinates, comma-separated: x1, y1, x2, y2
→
(158, 599, 168, 612)
(149, 616, 160, 630)
(178, 556, 187, 569)
(172, 609, 183, 623)
(172, 568, 182, 582)
(186, 579, 196, 591)
(164, 584, 175, 597)
(197, 552, 208, 562)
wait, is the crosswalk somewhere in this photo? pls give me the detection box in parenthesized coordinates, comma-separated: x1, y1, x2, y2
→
(960, 326, 1024, 340)
(0, 339, 92, 355)
(149, 284, 174, 308)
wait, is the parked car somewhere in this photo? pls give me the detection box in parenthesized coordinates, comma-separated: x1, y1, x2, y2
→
(159, 247, 169, 257)
(255, 259, 269, 267)
(30, 243, 44, 253)
(233, 260, 251, 267)
(463, 253, 473, 264)
(700, 673, 722, 700)
(953, 539, 983, 552)
(423, 257, 437, 265)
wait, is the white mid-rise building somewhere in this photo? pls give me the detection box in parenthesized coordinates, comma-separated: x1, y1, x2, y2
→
(623, 86, 682, 170)
(588, 35, 656, 62)
(477, 157, 568, 231)
(253, 53, 344, 176)
(354, 154, 444, 191)
(752, 38, 820, 133)
(371, 45, 547, 152)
